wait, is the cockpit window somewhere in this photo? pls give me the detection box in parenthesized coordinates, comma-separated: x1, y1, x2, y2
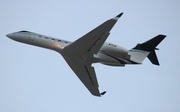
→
(20, 30, 29, 32)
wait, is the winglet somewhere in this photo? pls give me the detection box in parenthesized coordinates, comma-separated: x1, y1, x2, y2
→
(100, 91, 106, 96)
(113, 12, 123, 20)
(117, 13, 123, 17)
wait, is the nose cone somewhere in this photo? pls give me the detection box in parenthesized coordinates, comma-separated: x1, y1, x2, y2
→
(6, 33, 14, 39)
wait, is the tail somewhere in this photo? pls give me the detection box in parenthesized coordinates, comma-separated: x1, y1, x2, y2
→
(128, 34, 166, 65)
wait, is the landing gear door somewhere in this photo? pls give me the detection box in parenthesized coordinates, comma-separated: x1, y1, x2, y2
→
(29, 34, 35, 41)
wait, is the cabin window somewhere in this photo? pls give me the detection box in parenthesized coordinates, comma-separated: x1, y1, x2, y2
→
(38, 35, 42, 37)
(51, 38, 55, 41)
(58, 40, 61, 42)
(20, 30, 29, 32)
(45, 37, 48, 39)
(109, 43, 117, 47)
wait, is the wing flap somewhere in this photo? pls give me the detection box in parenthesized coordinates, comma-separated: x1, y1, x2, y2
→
(87, 31, 110, 53)
(84, 65, 99, 87)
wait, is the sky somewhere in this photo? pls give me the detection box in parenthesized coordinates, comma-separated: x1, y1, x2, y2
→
(1, 0, 180, 112)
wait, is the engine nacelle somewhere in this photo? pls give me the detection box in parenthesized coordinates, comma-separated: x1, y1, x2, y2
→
(100, 42, 128, 57)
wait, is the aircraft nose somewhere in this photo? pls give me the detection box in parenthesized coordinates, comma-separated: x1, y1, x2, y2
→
(6, 33, 14, 39)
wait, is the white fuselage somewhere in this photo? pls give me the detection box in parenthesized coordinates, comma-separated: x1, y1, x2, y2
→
(7, 31, 136, 66)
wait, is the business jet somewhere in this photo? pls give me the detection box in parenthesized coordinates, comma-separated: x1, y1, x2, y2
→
(7, 13, 166, 97)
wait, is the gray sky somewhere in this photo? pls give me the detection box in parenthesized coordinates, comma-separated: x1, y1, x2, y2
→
(1, 0, 180, 112)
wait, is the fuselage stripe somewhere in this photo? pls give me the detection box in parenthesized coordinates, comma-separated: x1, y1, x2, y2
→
(99, 50, 138, 64)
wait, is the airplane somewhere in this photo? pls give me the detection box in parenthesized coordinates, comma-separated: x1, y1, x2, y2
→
(6, 13, 166, 97)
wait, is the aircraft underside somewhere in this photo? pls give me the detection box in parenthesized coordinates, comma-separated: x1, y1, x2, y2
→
(7, 12, 166, 97)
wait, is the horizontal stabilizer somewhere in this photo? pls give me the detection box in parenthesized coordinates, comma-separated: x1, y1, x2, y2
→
(134, 35, 166, 51)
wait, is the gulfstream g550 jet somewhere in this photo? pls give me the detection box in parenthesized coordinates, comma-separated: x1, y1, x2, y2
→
(7, 13, 166, 97)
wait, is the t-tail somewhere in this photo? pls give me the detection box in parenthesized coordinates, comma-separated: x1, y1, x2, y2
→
(128, 34, 166, 65)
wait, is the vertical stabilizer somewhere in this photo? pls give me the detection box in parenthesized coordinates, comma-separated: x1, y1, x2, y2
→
(129, 34, 166, 65)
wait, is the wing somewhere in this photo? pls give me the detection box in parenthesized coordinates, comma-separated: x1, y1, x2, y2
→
(64, 13, 123, 55)
(62, 54, 101, 96)
(62, 13, 123, 96)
